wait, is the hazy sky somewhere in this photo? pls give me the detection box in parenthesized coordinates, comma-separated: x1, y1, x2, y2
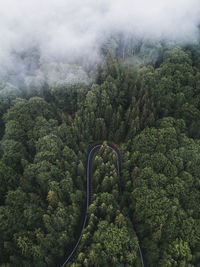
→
(0, 0, 200, 73)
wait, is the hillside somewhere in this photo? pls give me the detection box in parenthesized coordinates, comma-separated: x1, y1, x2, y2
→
(0, 41, 200, 266)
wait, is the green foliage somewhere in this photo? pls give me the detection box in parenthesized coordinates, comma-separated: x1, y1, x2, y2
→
(0, 41, 200, 266)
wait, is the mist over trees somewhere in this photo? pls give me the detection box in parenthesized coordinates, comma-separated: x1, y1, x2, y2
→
(0, 32, 200, 267)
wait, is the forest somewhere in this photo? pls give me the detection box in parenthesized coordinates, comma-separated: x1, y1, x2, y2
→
(0, 37, 200, 267)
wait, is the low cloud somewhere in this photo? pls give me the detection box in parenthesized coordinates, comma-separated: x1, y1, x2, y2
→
(0, 0, 200, 87)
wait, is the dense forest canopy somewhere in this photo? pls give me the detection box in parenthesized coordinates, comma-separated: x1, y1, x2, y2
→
(0, 35, 200, 267)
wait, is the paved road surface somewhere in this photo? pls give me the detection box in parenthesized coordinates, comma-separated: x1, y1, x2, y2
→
(60, 144, 144, 267)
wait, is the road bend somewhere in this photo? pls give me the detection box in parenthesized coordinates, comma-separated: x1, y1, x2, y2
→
(60, 143, 145, 267)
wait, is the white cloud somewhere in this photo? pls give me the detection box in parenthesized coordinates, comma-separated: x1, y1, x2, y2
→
(0, 0, 199, 77)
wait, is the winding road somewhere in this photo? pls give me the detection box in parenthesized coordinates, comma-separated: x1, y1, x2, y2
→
(60, 143, 144, 267)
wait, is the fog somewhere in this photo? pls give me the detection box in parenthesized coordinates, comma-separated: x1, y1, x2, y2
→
(0, 0, 200, 88)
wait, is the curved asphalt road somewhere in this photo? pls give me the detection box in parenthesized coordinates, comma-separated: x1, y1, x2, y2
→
(60, 144, 144, 267)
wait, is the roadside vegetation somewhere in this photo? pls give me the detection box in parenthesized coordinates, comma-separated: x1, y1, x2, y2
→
(0, 39, 200, 266)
